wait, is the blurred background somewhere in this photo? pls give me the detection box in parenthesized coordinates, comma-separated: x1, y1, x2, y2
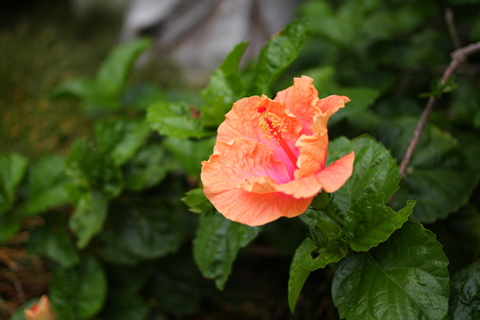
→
(1, 0, 480, 319)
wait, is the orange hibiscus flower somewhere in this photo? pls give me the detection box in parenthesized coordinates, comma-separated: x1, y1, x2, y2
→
(201, 76, 354, 226)
(24, 295, 56, 320)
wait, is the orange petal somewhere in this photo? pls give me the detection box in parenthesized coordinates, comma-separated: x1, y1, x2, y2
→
(293, 94, 350, 178)
(312, 95, 350, 132)
(294, 128, 329, 179)
(274, 75, 321, 136)
(25, 295, 56, 320)
(276, 151, 355, 198)
(217, 96, 302, 177)
(215, 190, 312, 226)
(201, 138, 311, 226)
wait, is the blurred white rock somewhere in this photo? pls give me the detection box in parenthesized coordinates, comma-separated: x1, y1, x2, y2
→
(72, 0, 300, 86)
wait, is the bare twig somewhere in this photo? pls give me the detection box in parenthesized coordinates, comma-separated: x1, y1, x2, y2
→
(397, 41, 480, 179)
(388, 41, 480, 205)
(446, 8, 462, 50)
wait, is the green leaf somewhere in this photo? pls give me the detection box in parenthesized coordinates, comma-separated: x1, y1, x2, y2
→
(164, 137, 216, 177)
(451, 271, 480, 319)
(95, 118, 151, 166)
(327, 135, 402, 212)
(101, 289, 150, 320)
(428, 206, 480, 275)
(145, 250, 200, 314)
(193, 211, 260, 290)
(288, 266, 310, 314)
(288, 237, 348, 312)
(449, 260, 480, 312)
(65, 139, 123, 200)
(332, 221, 450, 320)
(248, 19, 310, 96)
(419, 75, 458, 99)
(123, 144, 171, 192)
(0, 152, 29, 213)
(182, 188, 214, 214)
(106, 197, 182, 259)
(329, 87, 381, 125)
(50, 77, 97, 100)
(96, 37, 152, 98)
(49, 255, 107, 320)
(28, 214, 80, 268)
(200, 42, 248, 127)
(97, 229, 141, 266)
(15, 155, 69, 216)
(0, 213, 21, 243)
(147, 101, 214, 139)
(310, 192, 331, 211)
(344, 193, 415, 251)
(69, 191, 109, 249)
(122, 82, 165, 110)
(377, 117, 479, 222)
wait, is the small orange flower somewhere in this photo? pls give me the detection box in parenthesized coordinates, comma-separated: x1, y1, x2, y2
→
(201, 76, 354, 226)
(24, 295, 56, 320)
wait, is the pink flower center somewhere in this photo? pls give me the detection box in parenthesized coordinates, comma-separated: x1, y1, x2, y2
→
(257, 106, 298, 169)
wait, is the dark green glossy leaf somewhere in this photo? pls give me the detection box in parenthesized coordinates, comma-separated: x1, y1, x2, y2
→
(201, 42, 248, 127)
(69, 191, 109, 249)
(164, 137, 216, 177)
(15, 154, 69, 216)
(327, 135, 401, 212)
(147, 101, 213, 139)
(449, 260, 480, 312)
(193, 211, 260, 290)
(28, 214, 80, 268)
(145, 250, 200, 314)
(65, 139, 123, 200)
(377, 117, 479, 222)
(0, 152, 29, 213)
(182, 188, 214, 214)
(310, 192, 331, 211)
(332, 221, 449, 320)
(50, 255, 107, 320)
(452, 271, 480, 319)
(344, 193, 415, 251)
(288, 216, 346, 312)
(123, 144, 171, 192)
(95, 118, 151, 166)
(248, 19, 310, 96)
(96, 37, 152, 98)
(288, 237, 348, 312)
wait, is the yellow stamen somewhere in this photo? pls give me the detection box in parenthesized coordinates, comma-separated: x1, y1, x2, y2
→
(257, 106, 298, 169)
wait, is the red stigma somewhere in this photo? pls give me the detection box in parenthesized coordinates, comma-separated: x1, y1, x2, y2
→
(257, 106, 267, 113)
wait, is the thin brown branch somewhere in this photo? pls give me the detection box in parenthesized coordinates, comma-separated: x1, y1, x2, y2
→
(445, 8, 462, 50)
(389, 41, 480, 205)
(397, 41, 480, 179)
